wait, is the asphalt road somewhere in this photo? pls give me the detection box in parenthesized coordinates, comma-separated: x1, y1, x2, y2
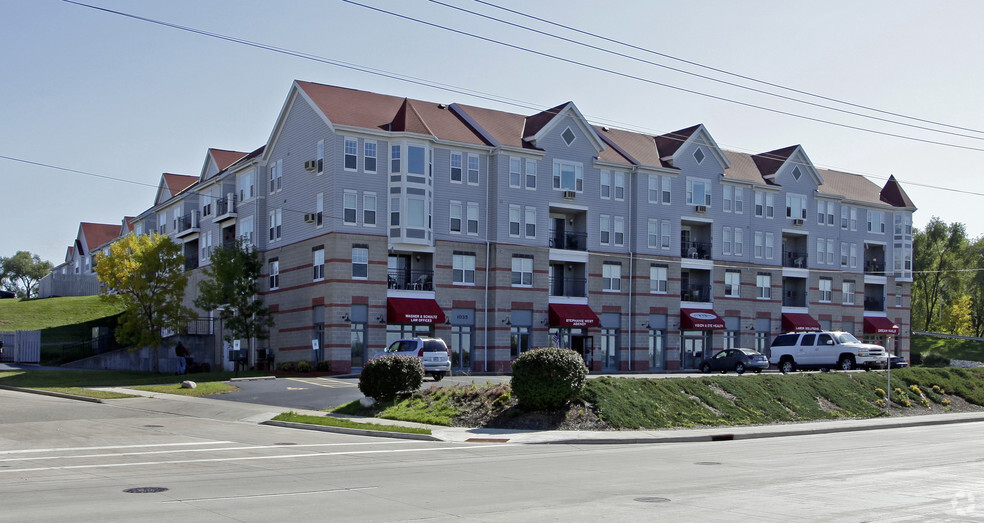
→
(2, 388, 982, 521)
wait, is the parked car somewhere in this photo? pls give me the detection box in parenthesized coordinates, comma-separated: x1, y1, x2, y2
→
(888, 354, 909, 369)
(381, 337, 452, 381)
(700, 348, 769, 374)
(0, 290, 15, 299)
(770, 331, 888, 373)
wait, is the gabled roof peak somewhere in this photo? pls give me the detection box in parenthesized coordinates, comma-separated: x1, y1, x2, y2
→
(880, 174, 916, 209)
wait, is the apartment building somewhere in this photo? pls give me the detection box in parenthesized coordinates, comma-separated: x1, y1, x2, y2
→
(62, 80, 917, 374)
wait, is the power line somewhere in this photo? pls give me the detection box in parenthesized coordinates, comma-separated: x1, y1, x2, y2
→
(55, 1, 984, 197)
(343, 0, 984, 153)
(0, 154, 157, 189)
(430, 0, 984, 142)
(474, 0, 984, 136)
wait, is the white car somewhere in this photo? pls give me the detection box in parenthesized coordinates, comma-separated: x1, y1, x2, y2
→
(770, 331, 888, 373)
(382, 337, 452, 381)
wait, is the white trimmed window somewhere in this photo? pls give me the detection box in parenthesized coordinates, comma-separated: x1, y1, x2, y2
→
(268, 209, 282, 242)
(754, 192, 775, 218)
(841, 243, 849, 267)
(686, 177, 711, 206)
(723, 226, 732, 255)
(525, 159, 537, 189)
(509, 205, 521, 237)
(661, 176, 671, 204)
(648, 175, 659, 203)
(344, 138, 358, 170)
(765, 232, 774, 259)
(316, 139, 324, 174)
(786, 193, 807, 220)
(600, 214, 611, 245)
(842, 281, 856, 305)
(603, 262, 621, 291)
(450, 152, 463, 183)
(819, 278, 832, 302)
(269, 259, 279, 290)
(725, 270, 740, 298)
(453, 253, 476, 285)
(468, 154, 479, 184)
(734, 229, 744, 256)
(511, 256, 533, 286)
(552, 160, 583, 192)
(614, 171, 625, 200)
(316, 193, 324, 227)
(841, 205, 849, 229)
(850, 243, 858, 268)
(343, 190, 358, 225)
(352, 247, 368, 280)
(525, 206, 536, 238)
(269, 159, 282, 193)
(313, 247, 325, 282)
(509, 157, 522, 188)
(391, 144, 401, 173)
(756, 273, 772, 299)
(363, 192, 377, 226)
(600, 170, 611, 199)
(613, 216, 624, 246)
(650, 265, 668, 293)
(817, 237, 825, 265)
(467, 202, 479, 235)
(850, 207, 858, 231)
(754, 231, 764, 258)
(648, 219, 659, 249)
(237, 170, 254, 202)
(660, 221, 671, 250)
(239, 216, 254, 245)
(363, 141, 377, 173)
(867, 210, 886, 233)
(450, 201, 462, 233)
(827, 239, 835, 264)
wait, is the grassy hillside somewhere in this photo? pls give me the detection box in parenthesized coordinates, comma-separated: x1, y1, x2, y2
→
(0, 296, 125, 332)
(911, 333, 984, 362)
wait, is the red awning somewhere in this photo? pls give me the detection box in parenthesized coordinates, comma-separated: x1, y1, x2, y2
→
(387, 297, 446, 324)
(864, 316, 899, 335)
(680, 308, 726, 330)
(781, 313, 821, 332)
(548, 303, 599, 328)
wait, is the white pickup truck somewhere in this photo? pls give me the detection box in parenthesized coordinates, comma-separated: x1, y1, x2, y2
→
(770, 331, 888, 373)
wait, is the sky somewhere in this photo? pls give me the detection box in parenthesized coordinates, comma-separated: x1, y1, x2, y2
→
(3, 0, 984, 265)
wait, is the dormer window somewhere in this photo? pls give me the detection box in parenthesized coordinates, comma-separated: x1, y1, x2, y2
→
(561, 127, 576, 146)
(693, 148, 705, 165)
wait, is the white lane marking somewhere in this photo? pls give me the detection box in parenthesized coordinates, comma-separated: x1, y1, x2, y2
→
(2, 444, 514, 473)
(285, 377, 357, 388)
(0, 441, 233, 455)
(160, 486, 378, 504)
(0, 441, 416, 462)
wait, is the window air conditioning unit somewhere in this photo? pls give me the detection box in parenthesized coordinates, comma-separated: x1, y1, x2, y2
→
(793, 218, 804, 226)
(695, 205, 707, 213)
(304, 160, 317, 172)
(303, 213, 317, 224)
(563, 190, 576, 200)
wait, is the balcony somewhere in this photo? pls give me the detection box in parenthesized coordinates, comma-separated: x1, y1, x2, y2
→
(681, 240, 712, 260)
(549, 276, 587, 298)
(215, 194, 238, 221)
(864, 296, 885, 312)
(387, 268, 434, 291)
(549, 230, 587, 251)
(681, 284, 711, 302)
(864, 259, 886, 275)
(782, 290, 806, 307)
(782, 250, 808, 268)
(175, 211, 200, 238)
(864, 244, 887, 275)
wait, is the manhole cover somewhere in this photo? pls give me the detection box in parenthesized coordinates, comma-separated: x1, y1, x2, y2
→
(695, 461, 721, 466)
(124, 487, 169, 494)
(634, 497, 670, 503)
(143, 425, 164, 428)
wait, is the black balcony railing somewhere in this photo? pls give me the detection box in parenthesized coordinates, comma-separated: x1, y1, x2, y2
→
(387, 269, 435, 291)
(865, 260, 886, 274)
(185, 317, 214, 335)
(864, 297, 885, 312)
(782, 291, 807, 307)
(216, 196, 237, 217)
(177, 211, 199, 233)
(549, 230, 587, 251)
(682, 284, 710, 302)
(548, 277, 587, 298)
(681, 240, 712, 259)
(783, 250, 808, 268)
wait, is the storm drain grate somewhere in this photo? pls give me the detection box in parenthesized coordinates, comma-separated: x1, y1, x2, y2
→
(124, 487, 169, 494)
(634, 497, 670, 503)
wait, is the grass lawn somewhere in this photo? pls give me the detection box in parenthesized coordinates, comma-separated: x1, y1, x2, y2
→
(34, 387, 139, 399)
(0, 369, 264, 389)
(911, 333, 984, 362)
(0, 295, 125, 332)
(272, 411, 432, 435)
(131, 382, 240, 397)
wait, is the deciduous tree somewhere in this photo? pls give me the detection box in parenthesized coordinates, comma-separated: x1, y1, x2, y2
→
(94, 233, 192, 369)
(1, 251, 52, 299)
(912, 218, 968, 331)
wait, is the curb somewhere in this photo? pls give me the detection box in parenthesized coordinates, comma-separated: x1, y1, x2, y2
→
(0, 384, 104, 403)
(261, 419, 440, 441)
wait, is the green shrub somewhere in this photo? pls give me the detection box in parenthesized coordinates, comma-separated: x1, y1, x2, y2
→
(921, 353, 951, 367)
(510, 347, 588, 411)
(359, 355, 424, 402)
(910, 352, 922, 365)
(316, 360, 331, 372)
(296, 360, 312, 373)
(277, 361, 297, 372)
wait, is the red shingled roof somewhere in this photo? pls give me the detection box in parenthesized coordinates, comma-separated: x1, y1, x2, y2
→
(162, 173, 198, 197)
(208, 148, 249, 171)
(79, 222, 122, 252)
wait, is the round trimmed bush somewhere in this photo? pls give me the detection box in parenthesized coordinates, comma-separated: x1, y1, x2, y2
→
(510, 347, 588, 411)
(921, 353, 950, 367)
(359, 354, 424, 402)
(316, 360, 331, 372)
(296, 360, 312, 373)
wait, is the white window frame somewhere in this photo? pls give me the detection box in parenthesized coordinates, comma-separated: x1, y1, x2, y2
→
(450, 152, 463, 183)
(613, 216, 624, 246)
(316, 139, 324, 175)
(343, 190, 358, 225)
(269, 159, 282, 194)
(756, 274, 772, 299)
(238, 170, 255, 202)
(648, 219, 659, 249)
(239, 216, 254, 245)
(467, 154, 480, 185)
(614, 171, 625, 201)
(827, 239, 835, 265)
(511, 256, 533, 287)
(316, 192, 324, 227)
(313, 248, 325, 282)
(467, 202, 479, 235)
(786, 193, 807, 220)
(723, 226, 732, 255)
(525, 206, 537, 239)
(686, 177, 712, 206)
(734, 228, 743, 257)
(525, 159, 537, 189)
(648, 175, 659, 203)
(754, 231, 764, 259)
(453, 253, 476, 285)
(661, 176, 671, 204)
(600, 170, 611, 199)
(603, 263, 621, 292)
(269, 259, 279, 290)
(268, 208, 282, 242)
(352, 247, 369, 280)
(660, 221, 671, 250)
(725, 270, 740, 298)
(552, 160, 583, 192)
(817, 237, 825, 265)
(650, 265, 668, 294)
(391, 144, 401, 174)
(842, 281, 856, 305)
(363, 141, 377, 173)
(509, 205, 521, 237)
(363, 192, 377, 226)
(450, 201, 462, 233)
(600, 214, 611, 245)
(765, 232, 774, 259)
(867, 210, 886, 234)
(509, 157, 522, 188)
(344, 137, 358, 171)
(819, 278, 832, 303)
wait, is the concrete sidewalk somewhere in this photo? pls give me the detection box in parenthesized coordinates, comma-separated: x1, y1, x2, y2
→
(74, 385, 984, 445)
